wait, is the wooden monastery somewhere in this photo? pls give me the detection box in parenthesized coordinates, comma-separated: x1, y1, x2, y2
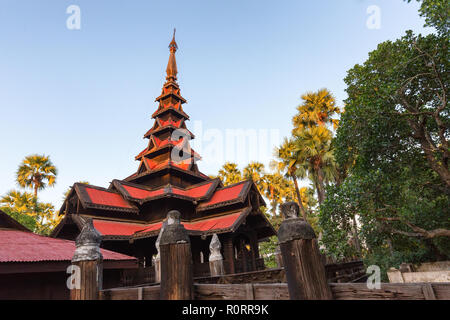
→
(52, 32, 275, 278)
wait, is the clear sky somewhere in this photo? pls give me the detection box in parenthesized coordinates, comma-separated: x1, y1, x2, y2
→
(0, 0, 431, 209)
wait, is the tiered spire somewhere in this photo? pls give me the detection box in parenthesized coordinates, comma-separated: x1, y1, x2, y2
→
(128, 31, 206, 187)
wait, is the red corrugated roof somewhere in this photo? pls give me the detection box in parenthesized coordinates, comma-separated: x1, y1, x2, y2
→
(92, 211, 243, 237)
(0, 230, 136, 263)
(85, 187, 133, 209)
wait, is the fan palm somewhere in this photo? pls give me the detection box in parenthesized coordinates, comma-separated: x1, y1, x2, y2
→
(271, 138, 308, 220)
(293, 126, 337, 205)
(218, 162, 242, 186)
(0, 190, 36, 214)
(292, 88, 340, 133)
(243, 162, 266, 193)
(16, 154, 57, 197)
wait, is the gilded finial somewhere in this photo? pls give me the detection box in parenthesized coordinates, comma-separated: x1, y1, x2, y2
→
(169, 28, 178, 51)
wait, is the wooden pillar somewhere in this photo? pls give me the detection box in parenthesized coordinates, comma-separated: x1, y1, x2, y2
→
(278, 202, 332, 300)
(275, 245, 283, 268)
(70, 219, 103, 300)
(160, 210, 193, 300)
(209, 234, 224, 276)
(241, 237, 248, 272)
(224, 235, 235, 274)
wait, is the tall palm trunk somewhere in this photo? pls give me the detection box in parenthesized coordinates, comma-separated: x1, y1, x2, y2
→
(291, 175, 307, 221)
(316, 167, 326, 205)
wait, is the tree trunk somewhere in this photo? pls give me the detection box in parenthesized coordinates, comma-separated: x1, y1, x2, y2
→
(291, 175, 307, 221)
(316, 168, 326, 205)
(352, 215, 362, 257)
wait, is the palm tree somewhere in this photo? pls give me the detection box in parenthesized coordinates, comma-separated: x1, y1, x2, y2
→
(16, 154, 57, 198)
(243, 162, 266, 192)
(0, 190, 36, 214)
(292, 88, 340, 134)
(218, 162, 242, 186)
(293, 126, 336, 205)
(261, 172, 293, 216)
(271, 138, 308, 220)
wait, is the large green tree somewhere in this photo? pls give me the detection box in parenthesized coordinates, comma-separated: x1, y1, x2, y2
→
(320, 28, 449, 273)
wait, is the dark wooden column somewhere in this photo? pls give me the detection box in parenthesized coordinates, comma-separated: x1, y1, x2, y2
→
(160, 210, 193, 300)
(70, 219, 103, 300)
(241, 237, 248, 272)
(223, 235, 235, 274)
(278, 202, 332, 300)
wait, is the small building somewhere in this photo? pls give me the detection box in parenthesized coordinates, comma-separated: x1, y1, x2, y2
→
(0, 210, 137, 299)
(52, 33, 275, 277)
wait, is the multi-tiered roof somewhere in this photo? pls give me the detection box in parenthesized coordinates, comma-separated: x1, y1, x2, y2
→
(126, 31, 207, 188)
(53, 33, 274, 248)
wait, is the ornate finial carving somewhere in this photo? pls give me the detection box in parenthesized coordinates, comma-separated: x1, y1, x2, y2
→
(72, 219, 103, 262)
(280, 201, 300, 220)
(167, 210, 181, 225)
(169, 28, 178, 51)
(278, 202, 316, 244)
(209, 234, 223, 262)
(166, 30, 178, 81)
(160, 210, 190, 245)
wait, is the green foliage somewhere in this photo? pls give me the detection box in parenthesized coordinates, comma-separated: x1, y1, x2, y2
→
(406, 0, 450, 36)
(1, 206, 37, 231)
(320, 28, 450, 276)
(259, 207, 283, 268)
(0, 190, 61, 235)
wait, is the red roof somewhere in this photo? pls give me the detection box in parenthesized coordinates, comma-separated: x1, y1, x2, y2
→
(122, 184, 165, 200)
(116, 180, 216, 202)
(93, 220, 148, 236)
(92, 211, 244, 237)
(198, 182, 246, 208)
(171, 181, 214, 198)
(85, 187, 133, 209)
(0, 230, 136, 263)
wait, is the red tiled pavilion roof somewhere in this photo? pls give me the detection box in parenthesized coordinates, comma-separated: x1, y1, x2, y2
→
(85, 187, 132, 209)
(112, 179, 219, 203)
(92, 209, 247, 238)
(197, 181, 250, 210)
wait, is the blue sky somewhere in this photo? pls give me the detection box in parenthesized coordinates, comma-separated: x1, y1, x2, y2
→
(0, 0, 431, 209)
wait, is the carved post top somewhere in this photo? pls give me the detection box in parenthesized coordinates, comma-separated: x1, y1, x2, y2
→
(72, 219, 103, 263)
(209, 234, 223, 262)
(167, 210, 180, 225)
(277, 202, 316, 244)
(280, 201, 300, 220)
(160, 210, 190, 246)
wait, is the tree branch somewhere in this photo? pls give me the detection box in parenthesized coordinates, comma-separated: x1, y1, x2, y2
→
(377, 216, 450, 239)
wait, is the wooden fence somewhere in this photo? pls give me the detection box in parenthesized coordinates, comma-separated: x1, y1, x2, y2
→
(119, 260, 366, 287)
(72, 205, 450, 301)
(100, 282, 450, 300)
